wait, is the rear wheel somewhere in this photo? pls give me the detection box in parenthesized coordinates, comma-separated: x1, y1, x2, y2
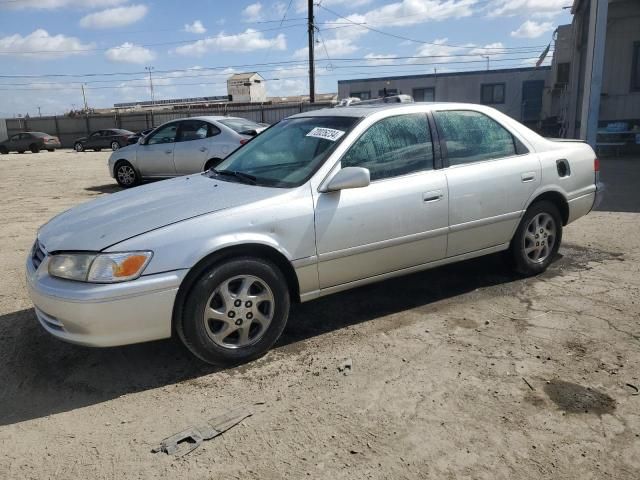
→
(509, 201, 562, 276)
(114, 160, 139, 188)
(111, 141, 120, 151)
(74, 143, 84, 152)
(178, 257, 290, 366)
(30, 144, 40, 153)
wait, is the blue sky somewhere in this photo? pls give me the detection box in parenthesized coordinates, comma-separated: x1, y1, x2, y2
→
(0, 0, 570, 116)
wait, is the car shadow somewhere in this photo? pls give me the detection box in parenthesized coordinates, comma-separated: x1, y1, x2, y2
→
(85, 184, 122, 194)
(0, 246, 597, 427)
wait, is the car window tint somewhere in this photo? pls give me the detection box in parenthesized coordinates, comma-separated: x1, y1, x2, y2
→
(147, 124, 178, 145)
(341, 113, 433, 181)
(434, 110, 517, 165)
(178, 120, 210, 142)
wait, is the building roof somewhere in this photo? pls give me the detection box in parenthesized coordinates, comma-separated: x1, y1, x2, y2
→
(228, 72, 263, 81)
(337, 66, 550, 85)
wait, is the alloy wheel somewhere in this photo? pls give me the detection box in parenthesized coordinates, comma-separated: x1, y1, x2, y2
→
(202, 275, 275, 349)
(523, 212, 556, 263)
(116, 164, 136, 186)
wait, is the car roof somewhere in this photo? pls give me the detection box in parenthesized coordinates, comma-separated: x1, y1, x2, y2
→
(185, 116, 259, 123)
(288, 102, 489, 119)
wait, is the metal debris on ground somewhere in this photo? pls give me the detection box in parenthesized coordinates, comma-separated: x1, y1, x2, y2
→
(522, 377, 535, 391)
(151, 407, 253, 456)
(338, 358, 353, 375)
(625, 383, 639, 396)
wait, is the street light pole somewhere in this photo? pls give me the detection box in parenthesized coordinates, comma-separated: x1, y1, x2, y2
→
(81, 83, 89, 111)
(307, 0, 315, 103)
(145, 66, 155, 126)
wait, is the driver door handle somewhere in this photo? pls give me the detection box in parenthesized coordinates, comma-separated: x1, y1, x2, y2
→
(423, 190, 444, 203)
(165, 150, 172, 154)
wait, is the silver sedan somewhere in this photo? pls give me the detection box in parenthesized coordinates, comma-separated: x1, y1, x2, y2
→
(27, 103, 600, 365)
(108, 116, 267, 187)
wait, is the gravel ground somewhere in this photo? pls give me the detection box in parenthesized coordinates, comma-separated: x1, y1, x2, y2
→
(0, 150, 639, 479)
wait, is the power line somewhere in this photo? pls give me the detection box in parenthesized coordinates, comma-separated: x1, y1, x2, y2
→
(0, 23, 305, 55)
(316, 4, 550, 51)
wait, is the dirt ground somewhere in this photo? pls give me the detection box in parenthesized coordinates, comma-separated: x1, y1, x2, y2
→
(0, 149, 639, 479)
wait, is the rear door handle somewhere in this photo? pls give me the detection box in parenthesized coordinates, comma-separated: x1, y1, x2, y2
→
(165, 150, 172, 154)
(423, 190, 444, 203)
(521, 172, 536, 182)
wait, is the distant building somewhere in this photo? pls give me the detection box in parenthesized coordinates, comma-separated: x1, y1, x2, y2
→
(338, 66, 551, 128)
(227, 72, 267, 103)
(114, 96, 229, 110)
(543, 0, 640, 147)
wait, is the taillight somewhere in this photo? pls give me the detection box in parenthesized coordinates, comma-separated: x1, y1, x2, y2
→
(594, 158, 600, 172)
(240, 139, 249, 145)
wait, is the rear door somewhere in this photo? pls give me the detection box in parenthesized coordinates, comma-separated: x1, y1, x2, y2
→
(173, 120, 218, 174)
(135, 122, 178, 177)
(433, 109, 540, 257)
(314, 112, 449, 288)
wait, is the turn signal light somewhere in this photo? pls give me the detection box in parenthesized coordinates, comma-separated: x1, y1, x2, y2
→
(113, 254, 149, 278)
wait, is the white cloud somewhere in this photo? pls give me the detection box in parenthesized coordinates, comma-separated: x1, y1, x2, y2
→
(266, 66, 309, 96)
(184, 20, 207, 34)
(242, 2, 263, 22)
(1, 0, 127, 9)
(409, 38, 507, 65)
(489, 0, 565, 18)
(294, 0, 372, 13)
(173, 29, 286, 56)
(105, 42, 155, 64)
(293, 38, 359, 59)
(348, 0, 476, 28)
(79, 4, 148, 29)
(0, 29, 94, 58)
(510, 20, 553, 39)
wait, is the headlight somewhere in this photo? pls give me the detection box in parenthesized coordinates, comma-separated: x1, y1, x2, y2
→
(48, 251, 152, 283)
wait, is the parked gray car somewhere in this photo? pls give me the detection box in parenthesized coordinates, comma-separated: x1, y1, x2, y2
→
(0, 132, 61, 154)
(108, 116, 267, 187)
(26, 103, 601, 365)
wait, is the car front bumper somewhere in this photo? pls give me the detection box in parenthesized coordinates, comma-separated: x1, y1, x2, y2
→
(26, 254, 187, 347)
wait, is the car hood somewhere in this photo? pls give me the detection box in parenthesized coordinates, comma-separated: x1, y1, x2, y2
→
(38, 174, 281, 252)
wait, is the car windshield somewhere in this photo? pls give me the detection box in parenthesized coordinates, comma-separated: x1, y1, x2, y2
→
(218, 118, 265, 134)
(210, 116, 359, 188)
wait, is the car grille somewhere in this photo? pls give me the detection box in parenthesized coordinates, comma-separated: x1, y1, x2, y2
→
(32, 240, 46, 270)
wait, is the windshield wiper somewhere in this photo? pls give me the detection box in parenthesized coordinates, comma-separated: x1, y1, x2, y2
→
(212, 169, 257, 185)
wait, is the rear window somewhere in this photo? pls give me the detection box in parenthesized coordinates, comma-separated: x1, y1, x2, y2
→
(112, 129, 134, 135)
(219, 118, 263, 134)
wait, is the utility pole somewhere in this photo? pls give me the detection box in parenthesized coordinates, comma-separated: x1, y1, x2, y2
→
(307, 0, 315, 103)
(81, 84, 88, 111)
(145, 66, 155, 126)
(483, 55, 490, 71)
(37, 106, 41, 117)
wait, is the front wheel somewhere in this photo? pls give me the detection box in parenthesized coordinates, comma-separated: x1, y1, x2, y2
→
(74, 143, 84, 152)
(114, 161, 139, 188)
(111, 141, 120, 151)
(178, 257, 291, 366)
(509, 201, 562, 276)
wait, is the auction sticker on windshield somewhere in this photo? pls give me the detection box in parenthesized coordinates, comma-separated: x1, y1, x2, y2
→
(306, 127, 346, 142)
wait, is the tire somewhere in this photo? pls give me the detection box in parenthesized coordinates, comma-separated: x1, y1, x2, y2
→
(114, 160, 139, 188)
(111, 141, 120, 151)
(204, 158, 223, 171)
(74, 143, 84, 152)
(178, 257, 291, 366)
(509, 200, 562, 276)
(29, 144, 40, 153)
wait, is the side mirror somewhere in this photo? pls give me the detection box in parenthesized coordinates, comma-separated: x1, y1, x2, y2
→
(322, 167, 370, 192)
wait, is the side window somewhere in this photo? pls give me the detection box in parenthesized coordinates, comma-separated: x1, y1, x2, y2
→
(209, 124, 221, 137)
(90, 131, 101, 138)
(147, 123, 178, 145)
(177, 120, 210, 142)
(10, 135, 20, 141)
(434, 110, 519, 166)
(341, 113, 433, 181)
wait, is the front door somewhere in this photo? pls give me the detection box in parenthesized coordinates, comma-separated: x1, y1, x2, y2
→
(173, 120, 217, 175)
(314, 112, 449, 289)
(433, 109, 541, 257)
(136, 122, 178, 177)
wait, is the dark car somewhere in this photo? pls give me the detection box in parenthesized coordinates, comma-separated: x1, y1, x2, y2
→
(126, 128, 154, 145)
(0, 132, 61, 154)
(73, 129, 134, 152)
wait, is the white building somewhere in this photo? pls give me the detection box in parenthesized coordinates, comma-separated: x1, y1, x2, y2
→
(227, 73, 267, 103)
